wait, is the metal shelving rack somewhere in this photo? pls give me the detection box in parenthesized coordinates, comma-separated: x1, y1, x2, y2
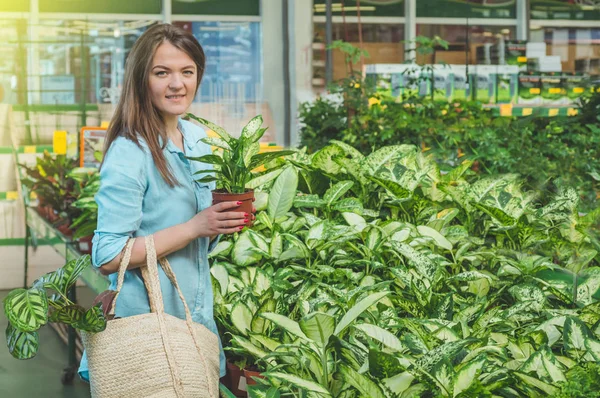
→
(5, 20, 110, 385)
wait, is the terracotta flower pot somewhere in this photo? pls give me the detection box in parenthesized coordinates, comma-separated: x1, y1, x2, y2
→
(78, 235, 94, 254)
(243, 368, 264, 386)
(56, 222, 73, 238)
(226, 360, 247, 397)
(212, 189, 254, 227)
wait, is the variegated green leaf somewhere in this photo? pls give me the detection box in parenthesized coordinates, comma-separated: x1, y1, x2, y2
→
(342, 212, 367, 232)
(231, 335, 270, 362)
(514, 371, 557, 396)
(210, 263, 229, 296)
(354, 323, 404, 352)
(200, 136, 231, 151)
(241, 115, 264, 139)
(264, 372, 331, 395)
(232, 231, 262, 266)
(339, 363, 386, 398)
(324, 181, 354, 206)
(563, 316, 590, 351)
(312, 145, 344, 175)
(209, 241, 233, 258)
(334, 291, 389, 336)
(48, 304, 84, 325)
(243, 142, 261, 168)
(293, 194, 325, 209)
(299, 312, 335, 347)
(251, 299, 276, 334)
(75, 304, 106, 333)
(5, 323, 39, 360)
(260, 312, 309, 341)
(330, 139, 364, 160)
(416, 225, 453, 251)
(453, 357, 486, 397)
(365, 226, 383, 252)
(431, 359, 454, 397)
(268, 166, 298, 222)
(415, 339, 476, 373)
(3, 288, 48, 332)
(231, 302, 253, 336)
(391, 242, 438, 282)
(382, 372, 414, 395)
(270, 233, 283, 260)
(246, 168, 284, 190)
(187, 113, 233, 143)
(333, 197, 363, 214)
(363, 145, 415, 174)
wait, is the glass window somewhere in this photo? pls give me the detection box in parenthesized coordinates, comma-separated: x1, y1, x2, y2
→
(313, 0, 405, 17)
(530, 0, 600, 21)
(530, 27, 600, 74)
(313, 23, 405, 83)
(417, 24, 515, 64)
(174, 20, 264, 136)
(417, 0, 516, 19)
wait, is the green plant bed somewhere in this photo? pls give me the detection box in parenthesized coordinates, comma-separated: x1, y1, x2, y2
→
(210, 141, 600, 397)
(299, 80, 600, 212)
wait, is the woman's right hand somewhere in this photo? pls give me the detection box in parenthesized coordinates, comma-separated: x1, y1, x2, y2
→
(186, 201, 248, 239)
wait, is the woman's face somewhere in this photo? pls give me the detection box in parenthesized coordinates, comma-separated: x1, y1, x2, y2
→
(148, 41, 198, 120)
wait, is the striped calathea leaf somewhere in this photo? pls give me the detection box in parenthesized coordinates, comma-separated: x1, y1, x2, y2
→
(3, 255, 106, 360)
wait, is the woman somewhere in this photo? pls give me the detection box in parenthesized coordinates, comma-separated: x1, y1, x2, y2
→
(78, 23, 249, 382)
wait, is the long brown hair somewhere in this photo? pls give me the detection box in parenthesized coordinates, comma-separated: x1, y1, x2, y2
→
(103, 23, 205, 187)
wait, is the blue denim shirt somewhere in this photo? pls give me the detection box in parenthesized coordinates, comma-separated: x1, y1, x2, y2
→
(78, 119, 225, 381)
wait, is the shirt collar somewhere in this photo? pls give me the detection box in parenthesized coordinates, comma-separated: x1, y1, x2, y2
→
(165, 118, 194, 154)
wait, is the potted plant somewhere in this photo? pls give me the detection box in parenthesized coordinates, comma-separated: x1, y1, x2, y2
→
(186, 113, 295, 222)
(3, 256, 107, 360)
(69, 170, 100, 254)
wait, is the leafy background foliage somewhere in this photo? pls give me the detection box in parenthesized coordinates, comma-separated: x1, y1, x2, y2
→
(298, 80, 600, 212)
(211, 142, 600, 397)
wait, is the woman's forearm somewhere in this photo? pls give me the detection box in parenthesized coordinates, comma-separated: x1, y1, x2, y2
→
(99, 221, 195, 275)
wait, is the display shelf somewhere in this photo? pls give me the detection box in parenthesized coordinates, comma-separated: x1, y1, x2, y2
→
(25, 206, 109, 294)
(12, 104, 99, 113)
(0, 145, 53, 154)
(484, 104, 580, 117)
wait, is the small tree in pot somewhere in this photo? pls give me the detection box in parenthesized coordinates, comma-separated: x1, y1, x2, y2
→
(186, 113, 295, 222)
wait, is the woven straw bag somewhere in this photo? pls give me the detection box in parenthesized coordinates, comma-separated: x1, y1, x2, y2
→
(81, 236, 220, 398)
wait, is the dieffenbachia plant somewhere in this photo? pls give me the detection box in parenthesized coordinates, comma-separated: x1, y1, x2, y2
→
(186, 113, 296, 194)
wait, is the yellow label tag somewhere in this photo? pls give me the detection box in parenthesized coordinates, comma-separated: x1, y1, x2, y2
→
(23, 146, 36, 154)
(100, 121, 110, 128)
(567, 108, 578, 116)
(529, 88, 541, 94)
(53, 130, 68, 155)
(30, 192, 37, 199)
(574, 87, 584, 94)
(549, 88, 562, 94)
(6, 191, 18, 200)
(517, 56, 528, 63)
(548, 109, 559, 117)
(522, 108, 533, 116)
(499, 104, 513, 117)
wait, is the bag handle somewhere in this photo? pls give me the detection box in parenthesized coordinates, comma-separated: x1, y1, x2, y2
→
(108, 239, 136, 317)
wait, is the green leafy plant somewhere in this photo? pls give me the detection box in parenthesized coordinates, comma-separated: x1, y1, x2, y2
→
(211, 141, 600, 397)
(69, 170, 100, 240)
(186, 113, 295, 194)
(3, 256, 107, 360)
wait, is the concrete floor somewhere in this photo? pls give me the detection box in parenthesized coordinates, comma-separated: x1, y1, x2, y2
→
(0, 289, 92, 398)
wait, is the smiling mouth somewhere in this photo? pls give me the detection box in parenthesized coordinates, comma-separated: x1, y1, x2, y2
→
(166, 94, 186, 99)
